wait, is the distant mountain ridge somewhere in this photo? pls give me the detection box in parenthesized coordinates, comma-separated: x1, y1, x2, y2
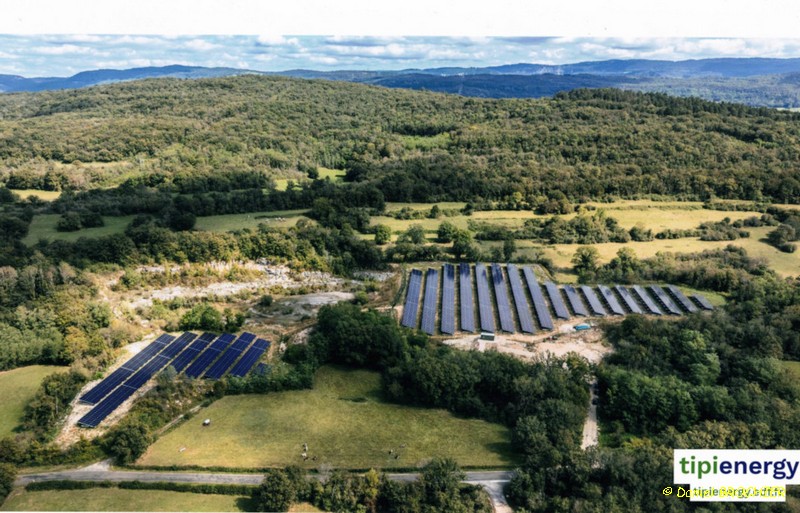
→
(4, 58, 800, 107)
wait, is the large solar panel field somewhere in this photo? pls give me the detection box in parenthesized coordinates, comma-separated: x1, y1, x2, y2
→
(399, 263, 713, 336)
(77, 331, 269, 428)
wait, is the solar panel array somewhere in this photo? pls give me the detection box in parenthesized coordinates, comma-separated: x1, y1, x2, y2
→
(459, 263, 475, 332)
(563, 285, 589, 316)
(420, 269, 440, 335)
(597, 285, 625, 315)
(580, 286, 607, 316)
(665, 285, 699, 313)
(441, 264, 456, 335)
(545, 281, 570, 319)
(401, 270, 423, 329)
(649, 285, 682, 315)
(491, 264, 515, 333)
(205, 333, 256, 379)
(506, 264, 535, 334)
(229, 339, 271, 378)
(78, 331, 267, 428)
(184, 333, 236, 378)
(475, 264, 496, 332)
(523, 267, 554, 330)
(80, 334, 176, 405)
(630, 285, 663, 315)
(692, 294, 715, 311)
(615, 286, 643, 314)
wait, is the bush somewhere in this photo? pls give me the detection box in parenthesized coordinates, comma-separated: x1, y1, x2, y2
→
(56, 212, 82, 232)
(0, 463, 15, 504)
(102, 421, 152, 464)
(258, 294, 274, 307)
(179, 304, 224, 332)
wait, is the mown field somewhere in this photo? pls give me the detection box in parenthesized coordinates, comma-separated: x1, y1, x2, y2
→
(783, 361, 800, 380)
(138, 365, 516, 470)
(0, 489, 248, 512)
(274, 167, 346, 191)
(193, 210, 310, 232)
(0, 365, 68, 438)
(22, 215, 135, 245)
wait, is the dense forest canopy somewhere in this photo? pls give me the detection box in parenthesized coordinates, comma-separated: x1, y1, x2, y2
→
(0, 76, 799, 203)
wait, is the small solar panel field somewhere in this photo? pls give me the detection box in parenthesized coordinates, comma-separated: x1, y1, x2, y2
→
(475, 264, 496, 333)
(401, 270, 423, 329)
(491, 263, 515, 333)
(597, 285, 625, 315)
(78, 331, 267, 428)
(666, 284, 699, 313)
(563, 285, 589, 316)
(507, 264, 535, 334)
(580, 286, 607, 316)
(523, 267, 554, 330)
(441, 264, 456, 335)
(692, 293, 715, 311)
(420, 269, 440, 335)
(631, 285, 663, 315)
(545, 281, 570, 319)
(459, 263, 475, 332)
(615, 285, 643, 314)
(649, 285, 682, 315)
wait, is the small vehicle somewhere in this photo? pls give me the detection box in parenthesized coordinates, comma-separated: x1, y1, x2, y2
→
(203, 418, 211, 426)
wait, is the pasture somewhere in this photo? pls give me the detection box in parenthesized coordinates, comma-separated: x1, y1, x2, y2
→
(0, 489, 245, 512)
(138, 365, 516, 470)
(0, 365, 68, 438)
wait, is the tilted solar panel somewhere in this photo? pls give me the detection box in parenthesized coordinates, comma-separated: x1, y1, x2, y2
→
(648, 285, 682, 315)
(691, 294, 715, 311)
(401, 270, 423, 329)
(204, 332, 257, 379)
(545, 281, 570, 319)
(563, 285, 589, 316)
(441, 264, 456, 335)
(506, 264, 535, 334)
(184, 333, 236, 378)
(475, 264, 496, 332)
(78, 384, 138, 427)
(491, 264, 516, 333)
(631, 285, 663, 315)
(580, 286, 607, 316)
(459, 263, 475, 332)
(159, 332, 198, 359)
(597, 285, 625, 315)
(522, 267, 554, 330)
(665, 285, 699, 313)
(614, 285, 643, 314)
(420, 269, 439, 335)
(125, 353, 172, 389)
(170, 332, 216, 373)
(229, 338, 270, 378)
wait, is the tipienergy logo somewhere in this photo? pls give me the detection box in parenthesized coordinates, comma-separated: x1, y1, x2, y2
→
(673, 450, 800, 502)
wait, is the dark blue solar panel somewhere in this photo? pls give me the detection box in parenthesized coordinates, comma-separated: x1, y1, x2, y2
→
(459, 263, 475, 332)
(184, 333, 236, 378)
(78, 384, 138, 428)
(420, 269, 439, 335)
(563, 285, 589, 316)
(441, 264, 456, 335)
(507, 264, 534, 334)
(126, 354, 171, 389)
(522, 267, 554, 330)
(79, 334, 176, 405)
(205, 333, 257, 379)
(229, 338, 270, 377)
(159, 332, 198, 359)
(631, 285, 663, 315)
(544, 281, 570, 319)
(665, 285, 699, 313)
(614, 286, 643, 314)
(597, 286, 625, 315)
(401, 270, 423, 329)
(170, 332, 216, 373)
(475, 264, 496, 333)
(580, 286, 607, 316)
(491, 264, 515, 333)
(692, 294, 714, 311)
(648, 285, 682, 315)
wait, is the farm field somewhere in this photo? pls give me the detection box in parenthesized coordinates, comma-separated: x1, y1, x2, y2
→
(8, 189, 62, 201)
(0, 365, 68, 438)
(274, 167, 346, 191)
(138, 365, 516, 469)
(193, 210, 311, 232)
(783, 361, 800, 380)
(22, 215, 135, 246)
(0, 489, 246, 512)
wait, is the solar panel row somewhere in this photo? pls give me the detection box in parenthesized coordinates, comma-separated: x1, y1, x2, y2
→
(159, 331, 198, 359)
(170, 332, 216, 373)
(229, 338, 271, 378)
(506, 264, 535, 334)
(441, 264, 456, 335)
(545, 281, 570, 319)
(631, 285, 663, 315)
(475, 264, 496, 332)
(614, 285, 643, 314)
(459, 263, 475, 332)
(580, 286, 607, 316)
(563, 285, 589, 316)
(597, 285, 625, 315)
(648, 285, 682, 315)
(491, 264, 515, 333)
(78, 384, 138, 427)
(692, 294, 715, 311)
(184, 333, 236, 378)
(205, 333, 257, 379)
(665, 285, 699, 313)
(522, 267, 554, 330)
(79, 333, 177, 405)
(401, 270, 423, 329)
(420, 269, 439, 335)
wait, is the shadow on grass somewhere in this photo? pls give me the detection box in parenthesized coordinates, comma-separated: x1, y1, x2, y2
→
(235, 496, 259, 512)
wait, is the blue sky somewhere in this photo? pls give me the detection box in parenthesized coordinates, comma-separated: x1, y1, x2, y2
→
(4, 36, 800, 77)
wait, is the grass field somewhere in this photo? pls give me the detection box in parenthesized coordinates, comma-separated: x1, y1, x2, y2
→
(782, 361, 800, 380)
(138, 366, 516, 470)
(0, 489, 247, 512)
(193, 210, 311, 232)
(275, 167, 346, 191)
(0, 365, 68, 438)
(9, 189, 62, 201)
(22, 215, 135, 246)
